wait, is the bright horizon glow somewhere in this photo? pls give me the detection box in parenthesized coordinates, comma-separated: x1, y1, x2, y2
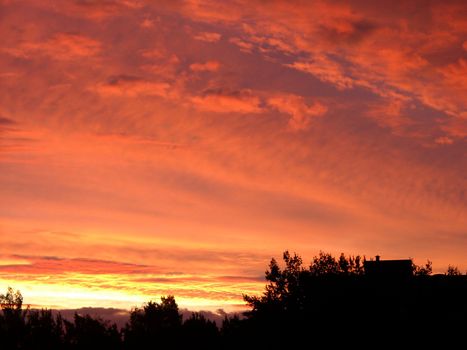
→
(1, 0, 466, 311)
(4, 278, 249, 312)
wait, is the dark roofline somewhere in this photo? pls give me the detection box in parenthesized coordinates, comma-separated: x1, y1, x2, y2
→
(364, 259, 412, 263)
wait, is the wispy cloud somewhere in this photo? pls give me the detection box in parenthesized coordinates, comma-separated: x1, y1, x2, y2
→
(191, 89, 263, 113)
(92, 75, 172, 98)
(190, 61, 221, 72)
(268, 94, 327, 131)
(3, 33, 102, 60)
(286, 59, 355, 90)
(193, 32, 222, 42)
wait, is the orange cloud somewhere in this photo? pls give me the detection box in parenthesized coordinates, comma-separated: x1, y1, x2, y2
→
(191, 89, 263, 113)
(193, 32, 222, 42)
(189, 60, 221, 72)
(442, 117, 467, 139)
(286, 59, 355, 90)
(366, 99, 413, 134)
(140, 53, 182, 81)
(268, 94, 328, 131)
(435, 136, 454, 145)
(42, 0, 143, 21)
(179, 0, 466, 140)
(439, 58, 467, 92)
(140, 18, 155, 28)
(92, 76, 171, 98)
(229, 37, 254, 52)
(0, 255, 154, 275)
(4, 33, 101, 60)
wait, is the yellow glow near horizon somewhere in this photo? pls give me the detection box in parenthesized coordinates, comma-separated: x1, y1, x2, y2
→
(0, 272, 262, 312)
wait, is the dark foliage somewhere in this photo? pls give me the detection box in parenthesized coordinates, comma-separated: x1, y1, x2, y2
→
(64, 313, 121, 350)
(241, 251, 467, 347)
(182, 312, 219, 348)
(123, 295, 182, 348)
(24, 310, 63, 350)
(1, 251, 467, 349)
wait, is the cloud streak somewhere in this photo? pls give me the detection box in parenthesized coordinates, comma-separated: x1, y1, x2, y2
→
(191, 89, 263, 113)
(3, 33, 101, 60)
(92, 76, 172, 98)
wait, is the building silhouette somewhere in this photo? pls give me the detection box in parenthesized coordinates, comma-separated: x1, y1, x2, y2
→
(364, 255, 412, 278)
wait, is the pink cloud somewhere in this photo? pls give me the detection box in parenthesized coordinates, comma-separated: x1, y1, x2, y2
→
(366, 99, 413, 134)
(140, 48, 166, 59)
(268, 94, 328, 131)
(286, 58, 354, 90)
(189, 60, 221, 72)
(45, 0, 143, 21)
(180, 0, 244, 23)
(441, 117, 467, 138)
(435, 136, 454, 145)
(0, 255, 154, 275)
(4, 33, 102, 60)
(193, 32, 222, 42)
(229, 37, 254, 53)
(140, 50, 181, 79)
(191, 89, 263, 113)
(179, 1, 466, 139)
(140, 18, 155, 28)
(92, 76, 171, 98)
(439, 58, 467, 92)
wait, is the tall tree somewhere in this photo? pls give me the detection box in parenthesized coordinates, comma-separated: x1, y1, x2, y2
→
(0, 287, 26, 349)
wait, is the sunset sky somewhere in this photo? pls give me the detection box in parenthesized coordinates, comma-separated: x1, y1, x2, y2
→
(1, 0, 466, 312)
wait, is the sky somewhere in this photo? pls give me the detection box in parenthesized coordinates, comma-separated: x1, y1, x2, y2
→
(0, 0, 466, 312)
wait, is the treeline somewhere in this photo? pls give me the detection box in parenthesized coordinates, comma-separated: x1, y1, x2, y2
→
(0, 292, 217, 349)
(1, 251, 467, 349)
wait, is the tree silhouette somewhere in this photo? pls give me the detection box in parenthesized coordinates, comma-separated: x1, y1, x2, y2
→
(240, 251, 467, 346)
(64, 313, 121, 350)
(123, 295, 182, 349)
(310, 250, 339, 275)
(182, 312, 218, 348)
(0, 287, 23, 311)
(1, 251, 467, 349)
(413, 260, 433, 276)
(447, 265, 462, 275)
(24, 309, 64, 350)
(220, 314, 243, 347)
(0, 287, 26, 349)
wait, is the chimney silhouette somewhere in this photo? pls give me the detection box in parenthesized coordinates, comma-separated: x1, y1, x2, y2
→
(376, 255, 380, 262)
